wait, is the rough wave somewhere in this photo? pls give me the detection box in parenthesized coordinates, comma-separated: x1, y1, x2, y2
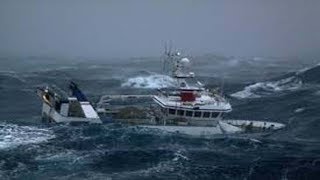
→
(231, 76, 302, 99)
(296, 63, 320, 84)
(230, 62, 320, 99)
(0, 123, 55, 149)
(296, 62, 320, 75)
(122, 74, 175, 89)
(0, 72, 26, 88)
(1, 58, 320, 179)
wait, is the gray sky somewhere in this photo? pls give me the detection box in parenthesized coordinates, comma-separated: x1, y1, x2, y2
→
(0, 0, 319, 58)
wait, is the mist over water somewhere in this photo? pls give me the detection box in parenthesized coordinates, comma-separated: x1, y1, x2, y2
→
(1, 0, 320, 58)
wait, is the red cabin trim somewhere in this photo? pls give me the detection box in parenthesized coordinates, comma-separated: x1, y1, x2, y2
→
(180, 91, 196, 102)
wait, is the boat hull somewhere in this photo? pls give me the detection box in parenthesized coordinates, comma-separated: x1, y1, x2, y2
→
(138, 122, 243, 136)
(99, 116, 285, 137)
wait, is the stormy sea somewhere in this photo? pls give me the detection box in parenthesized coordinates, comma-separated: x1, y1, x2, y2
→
(0, 55, 320, 180)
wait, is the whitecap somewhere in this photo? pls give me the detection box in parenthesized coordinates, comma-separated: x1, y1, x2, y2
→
(0, 123, 55, 149)
(296, 62, 320, 75)
(173, 150, 189, 161)
(294, 108, 305, 113)
(230, 83, 264, 99)
(122, 74, 175, 89)
(231, 76, 302, 99)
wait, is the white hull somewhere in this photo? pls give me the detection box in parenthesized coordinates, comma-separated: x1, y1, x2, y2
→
(137, 120, 285, 136)
(138, 121, 243, 136)
(42, 103, 102, 124)
(221, 119, 285, 130)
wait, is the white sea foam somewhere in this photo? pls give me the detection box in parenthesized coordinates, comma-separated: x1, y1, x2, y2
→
(294, 108, 305, 113)
(249, 138, 262, 144)
(122, 74, 175, 89)
(232, 62, 320, 99)
(0, 123, 55, 149)
(110, 151, 187, 179)
(296, 62, 320, 75)
(231, 77, 302, 99)
(173, 150, 189, 161)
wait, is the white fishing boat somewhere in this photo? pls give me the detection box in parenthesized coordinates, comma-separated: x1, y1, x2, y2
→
(97, 49, 285, 136)
(142, 50, 243, 135)
(37, 82, 102, 124)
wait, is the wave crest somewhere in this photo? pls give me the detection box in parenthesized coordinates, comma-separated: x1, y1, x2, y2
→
(231, 62, 320, 99)
(122, 74, 175, 89)
(231, 77, 302, 99)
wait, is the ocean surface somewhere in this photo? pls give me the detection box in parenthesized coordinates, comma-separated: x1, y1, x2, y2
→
(0, 55, 320, 179)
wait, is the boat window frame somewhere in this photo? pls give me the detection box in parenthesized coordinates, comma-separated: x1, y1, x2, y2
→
(211, 112, 220, 118)
(177, 109, 185, 116)
(169, 108, 176, 115)
(203, 112, 210, 118)
(186, 110, 193, 117)
(194, 111, 202, 117)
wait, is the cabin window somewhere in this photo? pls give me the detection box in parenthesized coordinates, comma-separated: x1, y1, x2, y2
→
(211, 112, 220, 118)
(203, 112, 210, 118)
(177, 110, 185, 116)
(194, 111, 201, 117)
(186, 111, 193, 117)
(180, 82, 187, 87)
(169, 109, 176, 115)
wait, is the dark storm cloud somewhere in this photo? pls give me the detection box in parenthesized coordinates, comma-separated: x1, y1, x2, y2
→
(0, 0, 319, 58)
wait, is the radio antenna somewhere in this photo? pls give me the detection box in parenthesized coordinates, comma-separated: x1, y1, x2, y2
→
(220, 75, 225, 97)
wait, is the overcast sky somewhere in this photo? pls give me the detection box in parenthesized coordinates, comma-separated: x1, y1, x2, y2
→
(0, 0, 319, 58)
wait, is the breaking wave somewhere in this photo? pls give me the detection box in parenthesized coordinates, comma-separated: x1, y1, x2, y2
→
(231, 62, 320, 99)
(122, 74, 175, 89)
(0, 123, 55, 149)
(231, 76, 302, 99)
(1, 57, 320, 179)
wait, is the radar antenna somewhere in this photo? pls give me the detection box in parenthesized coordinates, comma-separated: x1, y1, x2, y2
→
(162, 41, 175, 75)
